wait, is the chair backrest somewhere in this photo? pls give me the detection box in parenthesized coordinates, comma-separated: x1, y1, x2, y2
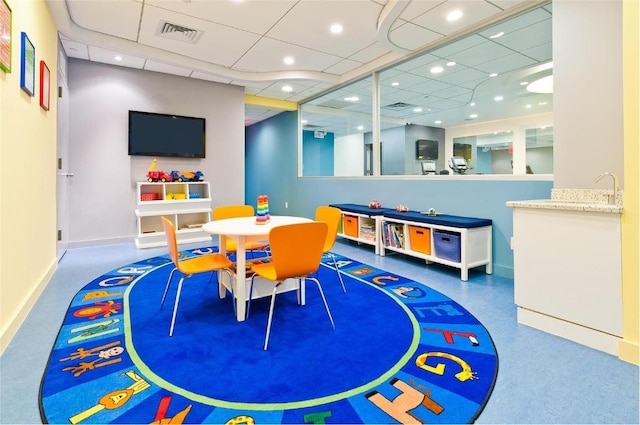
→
(161, 216, 180, 268)
(269, 222, 328, 280)
(213, 205, 255, 220)
(315, 206, 342, 253)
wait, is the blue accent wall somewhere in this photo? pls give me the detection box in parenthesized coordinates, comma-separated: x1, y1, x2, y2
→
(302, 130, 334, 176)
(246, 111, 553, 278)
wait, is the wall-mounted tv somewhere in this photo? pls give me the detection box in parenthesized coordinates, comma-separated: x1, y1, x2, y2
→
(128, 110, 206, 158)
(416, 139, 438, 160)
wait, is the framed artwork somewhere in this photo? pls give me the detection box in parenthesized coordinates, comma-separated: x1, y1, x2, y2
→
(40, 60, 50, 110)
(20, 31, 35, 96)
(0, 0, 10, 73)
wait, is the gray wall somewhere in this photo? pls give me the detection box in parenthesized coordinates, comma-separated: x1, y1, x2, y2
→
(67, 60, 245, 246)
(554, 1, 624, 189)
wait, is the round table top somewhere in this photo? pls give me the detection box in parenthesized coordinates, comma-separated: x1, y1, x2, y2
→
(202, 215, 312, 236)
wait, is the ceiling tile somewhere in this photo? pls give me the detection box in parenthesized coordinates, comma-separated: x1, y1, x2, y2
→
(411, 0, 503, 36)
(389, 22, 443, 50)
(234, 37, 343, 73)
(138, 4, 261, 68)
(143, 60, 192, 77)
(265, 0, 384, 58)
(60, 39, 90, 60)
(88, 46, 146, 69)
(66, 0, 142, 41)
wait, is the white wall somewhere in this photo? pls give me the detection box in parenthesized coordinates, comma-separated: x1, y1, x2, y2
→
(553, 1, 624, 189)
(334, 133, 364, 176)
(67, 60, 245, 246)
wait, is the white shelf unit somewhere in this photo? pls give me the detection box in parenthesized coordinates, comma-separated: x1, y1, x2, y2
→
(336, 211, 384, 254)
(380, 216, 492, 281)
(135, 181, 212, 248)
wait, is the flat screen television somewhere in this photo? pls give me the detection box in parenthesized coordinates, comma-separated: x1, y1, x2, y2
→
(416, 139, 438, 160)
(128, 110, 206, 158)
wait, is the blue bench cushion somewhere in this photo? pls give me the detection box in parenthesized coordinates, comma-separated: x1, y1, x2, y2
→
(382, 210, 492, 228)
(329, 203, 393, 216)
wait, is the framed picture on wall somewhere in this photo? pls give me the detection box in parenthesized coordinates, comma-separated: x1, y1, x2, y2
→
(0, 0, 10, 73)
(40, 60, 50, 110)
(20, 31, 35, 96)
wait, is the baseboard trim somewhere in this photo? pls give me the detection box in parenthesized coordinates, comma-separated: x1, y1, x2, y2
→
(0, 259, 58, 355)
(517, 307, 620, 356)
(67, 236, 135, 249)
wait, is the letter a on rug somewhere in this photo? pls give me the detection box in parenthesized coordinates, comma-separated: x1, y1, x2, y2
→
(40, 247, 498, 424)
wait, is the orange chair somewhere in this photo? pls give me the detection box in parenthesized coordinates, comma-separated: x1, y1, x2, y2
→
(315, 206, 347, 292)
(212, 205, 269, 257)
(160, 217, 234, 336)
(247, 222, 335, 350)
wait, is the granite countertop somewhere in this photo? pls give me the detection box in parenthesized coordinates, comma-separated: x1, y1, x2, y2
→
(506, 189, 623, 214)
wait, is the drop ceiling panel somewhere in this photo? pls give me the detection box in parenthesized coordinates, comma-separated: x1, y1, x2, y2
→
(145, 0, 298, 35)
(478, 6, 550, 38)
(60, 39, 90, 60)
(137, 4, 261, 67)
(445, 41, 515, 67)
(233, 37, 343, 73)
(493, 19, 552, 52)
(389, 22, 443, 51)
(403, 78, 452, 94)
(323, 58, 364, 75)
(265, 0, 384, 58)
(411, 1, 503, 36)
(349, 42, 392, 63)
(474, 53, 536, 74)
(435, 66, 489, 85)
(521, 42, 552, 62)
(399, 0, 445, 22)
(88, 46, 146, 69)
(66, 0, 142, 41)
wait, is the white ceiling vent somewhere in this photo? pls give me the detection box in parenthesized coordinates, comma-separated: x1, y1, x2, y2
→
(156, 21, 204, 44)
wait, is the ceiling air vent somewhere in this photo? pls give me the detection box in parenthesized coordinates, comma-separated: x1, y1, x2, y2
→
(157, 21, 204, 44)
(383, 102, 415, 110)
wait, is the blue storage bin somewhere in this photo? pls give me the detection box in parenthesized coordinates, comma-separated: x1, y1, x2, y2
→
(433, 230, 461, 262)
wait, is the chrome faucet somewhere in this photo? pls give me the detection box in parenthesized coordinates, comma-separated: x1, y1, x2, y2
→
(594, 172, 619, 204)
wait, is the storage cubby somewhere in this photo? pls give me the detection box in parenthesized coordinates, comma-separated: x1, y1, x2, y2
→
(380, 216, 491, 281)
(336, 211, 383, 254)
(135, 182, 212, 248)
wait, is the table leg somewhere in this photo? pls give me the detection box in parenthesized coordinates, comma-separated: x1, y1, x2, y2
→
(235, 237, 247, 321)
(218, 235, 227, 299)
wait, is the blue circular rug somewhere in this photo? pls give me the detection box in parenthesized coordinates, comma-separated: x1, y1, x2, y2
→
(40, 247, 498, 424)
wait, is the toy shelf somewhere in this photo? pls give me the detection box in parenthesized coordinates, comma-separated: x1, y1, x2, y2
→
(135, 182, 212, 248)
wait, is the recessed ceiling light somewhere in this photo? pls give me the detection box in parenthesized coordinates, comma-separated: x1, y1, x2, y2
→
(301, 119, 308, 124)
(391, 82, 399, 86)
(469, 114, 478, 119)
(446, 61, 456, 67)
(489, 73, 498, 77)
(525, 104, 532, 109)
(283, 56, 294, 65)
(469, 102, 476, 106)
(413, 107, 423, 113)
(430, 66, 444, 74)
(520, 81, 529, 86)
(447, 10, 463, 22)
(490, 31, 504, 39)
(538, 101, 548, 106)
(114, 55, 123, 61)
(282, 85, 293, 92)
(434, 120, 442, 124)
(357, 125, 364, 131)
(494, 96, 503, 101)
(344, 96, 359, 102)
(330, 23, 343, 34)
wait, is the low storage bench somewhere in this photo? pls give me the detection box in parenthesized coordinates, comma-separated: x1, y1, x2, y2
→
(380, 210, 493, 281)
(329, 204, 392, 255)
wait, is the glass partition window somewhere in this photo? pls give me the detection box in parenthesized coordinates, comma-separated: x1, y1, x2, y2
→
(299, 4, 552, 177)
(300, 77, 373, 176)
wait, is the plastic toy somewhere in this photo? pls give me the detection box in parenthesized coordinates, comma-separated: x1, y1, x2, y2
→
(256, 195, 270, 224)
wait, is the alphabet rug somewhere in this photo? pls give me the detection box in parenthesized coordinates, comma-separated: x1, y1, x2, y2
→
(40, 247, 498, 424)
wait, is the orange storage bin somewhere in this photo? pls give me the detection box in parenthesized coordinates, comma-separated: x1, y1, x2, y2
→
(409, 225, 431, 255)
(343, 215, 358, 237)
